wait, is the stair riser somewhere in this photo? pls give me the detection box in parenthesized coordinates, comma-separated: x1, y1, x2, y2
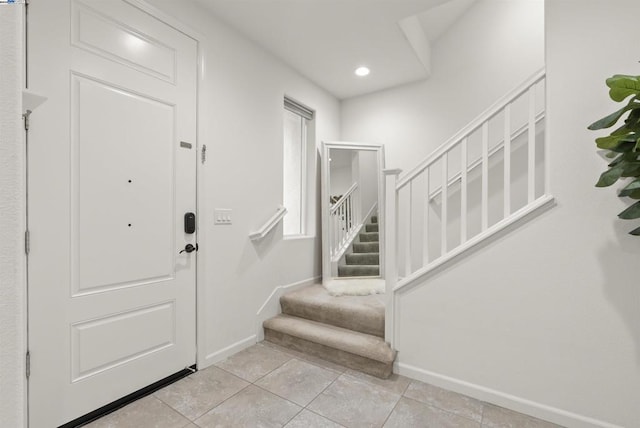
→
(353, 242, 379, 253)
(371, 216, 378, 224)
(338, 265, 380, 277)
(264, 329, 393, 378)
(359, 232, 379, 243)
(365, 224, 379, 232)
(345, 253, 379, 265)
(280, 298, 384, 338)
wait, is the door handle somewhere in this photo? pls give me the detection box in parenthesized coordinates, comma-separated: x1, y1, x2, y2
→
(179, 243, 198, 254)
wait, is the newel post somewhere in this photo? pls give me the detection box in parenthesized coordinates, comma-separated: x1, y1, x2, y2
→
(383, 168, 401, 348)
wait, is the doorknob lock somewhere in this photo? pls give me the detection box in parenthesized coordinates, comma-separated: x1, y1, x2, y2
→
(179, 243, 198, 254)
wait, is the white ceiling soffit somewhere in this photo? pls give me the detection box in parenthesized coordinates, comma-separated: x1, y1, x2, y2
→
(195, 0, 477, 100)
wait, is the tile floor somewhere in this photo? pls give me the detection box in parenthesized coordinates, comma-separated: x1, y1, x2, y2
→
(85, 342, 563, 428)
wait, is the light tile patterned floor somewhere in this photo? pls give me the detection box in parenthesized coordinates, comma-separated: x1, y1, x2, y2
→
(85, 342, 563, 428)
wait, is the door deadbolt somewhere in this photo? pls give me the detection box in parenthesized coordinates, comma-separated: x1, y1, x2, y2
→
(184, 212, 196, 234)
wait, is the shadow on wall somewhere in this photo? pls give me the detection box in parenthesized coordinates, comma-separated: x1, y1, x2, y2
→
(598, 221, 640, 364)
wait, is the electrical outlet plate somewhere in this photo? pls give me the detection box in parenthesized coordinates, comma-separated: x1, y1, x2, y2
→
(214, 209, 232, 225)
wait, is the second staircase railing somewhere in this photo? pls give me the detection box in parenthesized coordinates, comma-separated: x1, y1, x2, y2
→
(330, 182, 360, 261)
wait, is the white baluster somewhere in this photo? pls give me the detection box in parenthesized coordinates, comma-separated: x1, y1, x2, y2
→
(405, 181, 413, 276)
(423, 170, 430, 267)
(528, 85, 536, 203)
(460, 138, 468, 244)
(504, 103, 511, 217)
(482, 122, 489, 231)
(441, 153, 448, 256)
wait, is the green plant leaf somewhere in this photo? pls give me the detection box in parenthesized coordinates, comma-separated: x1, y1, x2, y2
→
(588, 105, 633, 130)
(596, 164, 625, 187)
(622, 162, 640, 177)
(629, 225, 640, 235)
(608, 153, 624, 166)
(618, 201, 640, 219)
(596, 133, 638, 149)
(620, 179, 640, 195)
(596, 134, 625, 149)
(611, 141, 636, 153)
(607, 75, 640, 102)
(627, 190, 640, 199)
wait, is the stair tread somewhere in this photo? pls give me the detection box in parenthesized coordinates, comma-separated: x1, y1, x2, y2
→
(263, 314, 394, 364)
(280, 284, 384, 337)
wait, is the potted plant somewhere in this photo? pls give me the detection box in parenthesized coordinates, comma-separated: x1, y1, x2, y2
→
(589, 75, 640, 235)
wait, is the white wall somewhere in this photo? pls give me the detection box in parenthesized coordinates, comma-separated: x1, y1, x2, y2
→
(144, 0, 341, 365)
(358, 150, 378, 219)
(341, 0, 545, 173)
(0, 5, 25, 428)
(373, 1, 640, 427)
(329, 149, 353, 196)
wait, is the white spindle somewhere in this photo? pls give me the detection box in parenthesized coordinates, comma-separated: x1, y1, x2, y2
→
(460, 139, 468, 243)
(441, 153, 448, 255)
(481, 122, 489, 231)
(504, 104, 511, 217)
(528, 85, 536, 203)
(423, 170, 430, 267)
(333, 211, 340, 256)
(405, 183, 413, 276)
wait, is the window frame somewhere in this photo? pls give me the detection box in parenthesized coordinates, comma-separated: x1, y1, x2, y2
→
(283, 96, 314, 239)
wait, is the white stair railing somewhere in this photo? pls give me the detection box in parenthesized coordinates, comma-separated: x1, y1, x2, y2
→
(330, 182, 360, 261)
(385, 69, 553, 298)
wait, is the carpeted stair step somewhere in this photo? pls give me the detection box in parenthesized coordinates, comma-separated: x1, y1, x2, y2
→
(338, 264, 380, 277)
(359, 232, 379, 242)
(353, 242, 379, 253)
(365, 223, 379, 232)
(371, 215, 378, 224)
(279, 284, 384, 337)
(345, 252, 379, 265)
(263, 314, 395, 378)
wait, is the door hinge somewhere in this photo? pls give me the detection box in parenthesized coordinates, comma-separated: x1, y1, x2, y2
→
(201, 144, 206, 164)
(25, 351, 30, 379)
(24, 230, 30, 255)
(23, 109, 32, 131)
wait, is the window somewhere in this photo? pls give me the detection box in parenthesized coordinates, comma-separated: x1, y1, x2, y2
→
(283, 97, 314, 237)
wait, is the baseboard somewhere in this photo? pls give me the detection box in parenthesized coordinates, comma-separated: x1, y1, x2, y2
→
(202, 335, 257, 368)
(396, 361, 623, 428)
(255, 276, 321, 342)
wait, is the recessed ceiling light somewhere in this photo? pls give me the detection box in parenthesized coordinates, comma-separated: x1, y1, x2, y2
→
(355, 66, 370, 77)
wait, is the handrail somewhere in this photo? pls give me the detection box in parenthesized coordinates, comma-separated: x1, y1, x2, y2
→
(427, 111, 545, 201)
(330, 182, 358, 214)
(249, 205, 288, 241)
(397, 68, 545, 190)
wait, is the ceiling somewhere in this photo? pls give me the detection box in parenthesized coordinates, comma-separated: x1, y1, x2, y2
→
(194, 0, 478, 100)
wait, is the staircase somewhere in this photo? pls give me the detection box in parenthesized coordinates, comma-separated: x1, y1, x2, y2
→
(338, 215, 380, 277)
(263, 284, 395, 378)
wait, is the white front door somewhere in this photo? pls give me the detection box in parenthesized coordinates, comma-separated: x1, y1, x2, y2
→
(28, 1, 198, 426)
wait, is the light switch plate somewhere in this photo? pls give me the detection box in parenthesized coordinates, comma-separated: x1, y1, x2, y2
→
(214, 209, 232, 225)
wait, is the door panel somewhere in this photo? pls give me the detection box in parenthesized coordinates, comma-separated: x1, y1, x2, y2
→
(72, 74, 175, 294)
(28, 1, 197, 426)
(71, 301, 176, 382)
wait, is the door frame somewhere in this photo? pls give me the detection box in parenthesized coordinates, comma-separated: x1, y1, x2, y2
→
(25, 0, 209, 422)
